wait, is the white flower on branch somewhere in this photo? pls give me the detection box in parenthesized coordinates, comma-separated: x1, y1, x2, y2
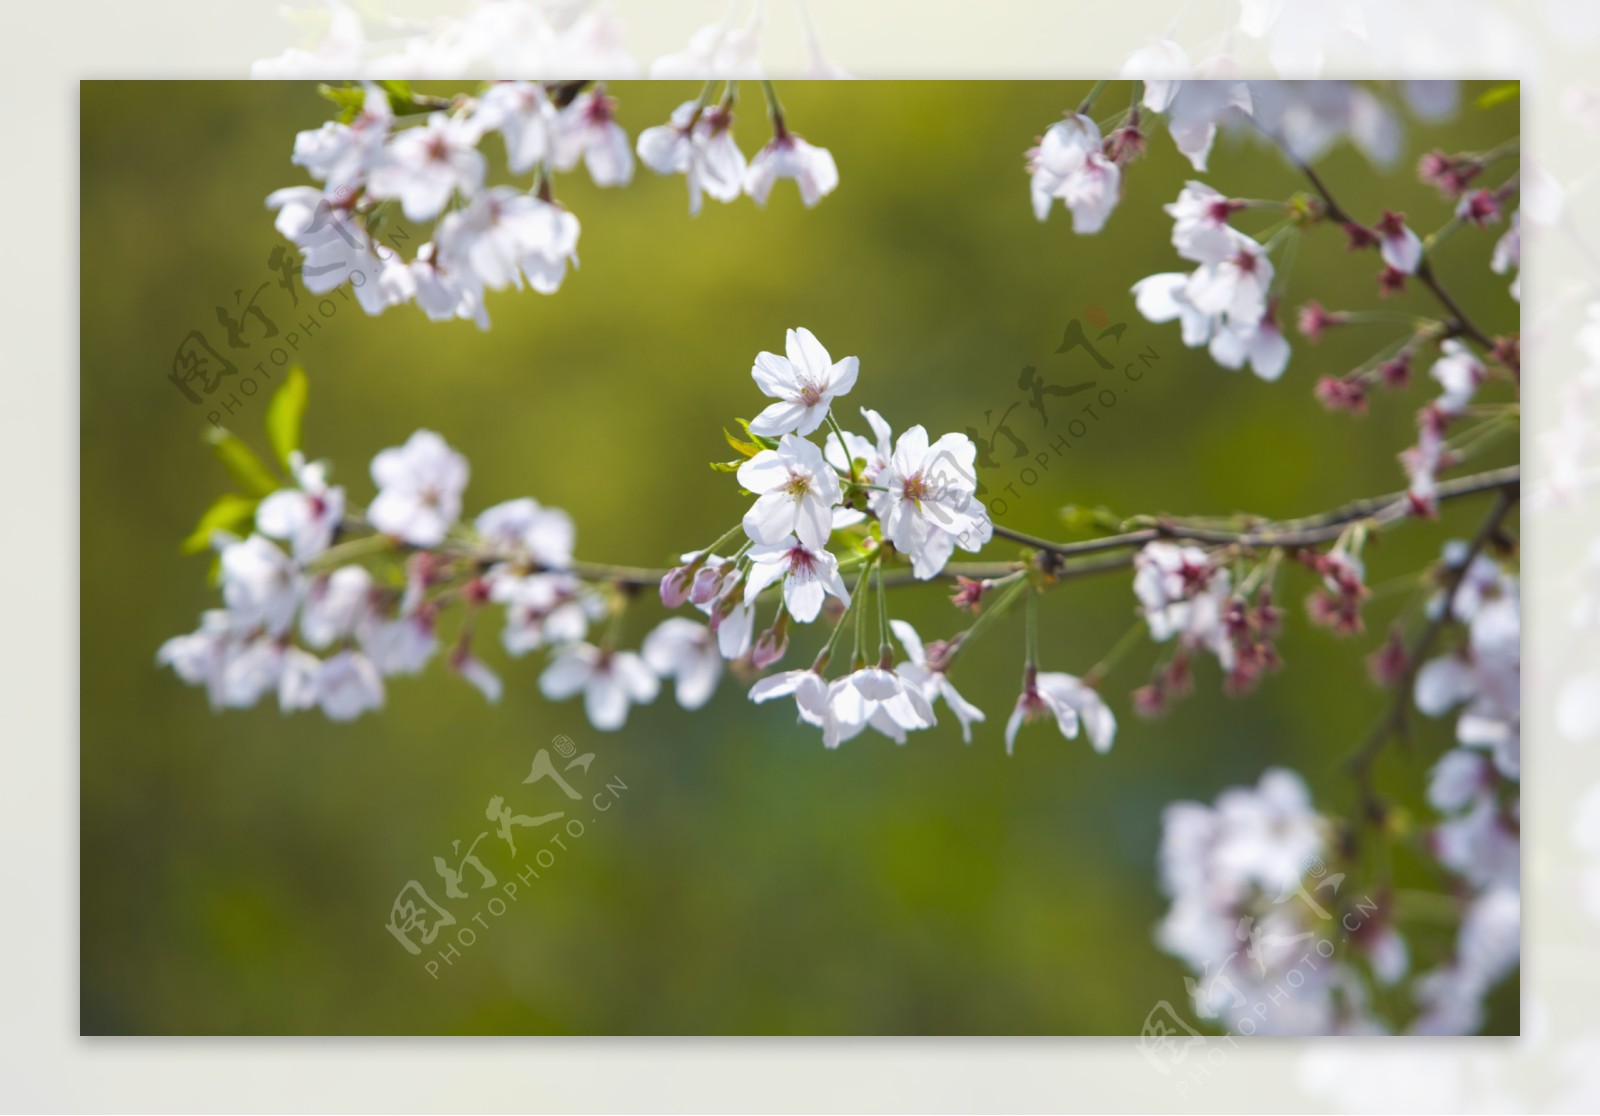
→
(1028, 114, 1122, 233)
(220, 535, 301, 639)
(890, 620, 985, 744)
(743, 535, 851, 624)
(256, 452, 346, 563)
(539, 643, 659, 731)
(367, 114, 486, 223)
(748, 327, 859, 438)
(637, 101, 747, 216)
(737, 432, 841, 550)
(642, 618, 724, 711)
(876, 427, 992, 580)
(552, 89, 634, 188)
(368, 429, 470, 547)
(744, 130, 839, 208)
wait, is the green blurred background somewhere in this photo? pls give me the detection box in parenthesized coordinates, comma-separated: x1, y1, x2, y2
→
(80, 80, 1518, 1035)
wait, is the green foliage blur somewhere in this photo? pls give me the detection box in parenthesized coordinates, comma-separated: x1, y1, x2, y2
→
(79, 80, 1518, 1035)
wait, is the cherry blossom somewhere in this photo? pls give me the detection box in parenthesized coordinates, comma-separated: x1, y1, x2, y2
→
(256, 452, 345, 562)
(552, 89, 634, 188)
(219, 535, 301, 638)
(736, 432, 842, 550)
(292, 83, 392, 195)
(744, 130, 838, 208)
(742, 535, 850, 623)
(316, 648, 386, 721)
(1028, 114, 1122, 233)
(474, 497, 575, 569)
(637, 101, 746, 217)
(367, 114, 486, 223)
(875, 427, 992, 579)
(367, 430, 470, 547)
(539, 642, 659, 731)
(475, 81, 555, 175)
(889, 620, 984, 743)
(748, 327, 859, 438)
(300, 565, 373, 649)
(642, 618, 724, 710)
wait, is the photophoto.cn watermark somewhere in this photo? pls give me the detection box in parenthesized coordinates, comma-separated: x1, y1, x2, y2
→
(168, 189, 413, 428)
(960, 303, 1161, 524)
(1136, 855, 1383, 1097)
(383, 733, 627, 980)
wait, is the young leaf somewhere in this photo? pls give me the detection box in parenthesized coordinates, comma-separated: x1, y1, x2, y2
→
(265, 366, 309, 470)
(735, 418, 779, 451)
(723, 427, 762, 458)
(181, 493, 261, 554)
(207, 428, 281, 497)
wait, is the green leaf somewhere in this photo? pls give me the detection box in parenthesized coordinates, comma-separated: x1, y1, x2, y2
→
(1476, 83, 1518, 109)
(181, 493, 261, 554)
(265, 366, 309, 470)
(317, 82, 366, 123)
(207, 428, 282, 497)
(735, 418, 779, 451)
(723, 427, 762, 459)
(710, 460, 742, 473)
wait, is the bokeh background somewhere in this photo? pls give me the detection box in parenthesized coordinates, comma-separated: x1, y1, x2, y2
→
(80, 80, 1518, 1035)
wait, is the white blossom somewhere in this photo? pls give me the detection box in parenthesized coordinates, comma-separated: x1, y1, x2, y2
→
(876, 427, 992, 579)
(220, 535, 301, 638)
(742, 535, 851, 623)
(744, 131, 838, 208)
(256, 452, 346, 562)
(368, 430, 470, 547)
(748, 327, 859, 438)
(367, 114, 486, 222)
(642, 618, 723, 710)
(539, 643, 659, 731)
(552, 89, 634, 187)
(737, 432, 842, 550)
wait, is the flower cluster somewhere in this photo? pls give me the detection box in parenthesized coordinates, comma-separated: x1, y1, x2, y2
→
(1131, 182, 1289, 382)
(1156, 768, 1401, 1034)
(268, 79, 836, 330)
(1410, 544, 1521, 1033)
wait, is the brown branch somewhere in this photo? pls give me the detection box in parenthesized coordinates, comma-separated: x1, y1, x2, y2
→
(988, 464, 1519, 558)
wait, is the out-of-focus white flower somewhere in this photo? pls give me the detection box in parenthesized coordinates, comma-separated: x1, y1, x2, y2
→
(649, 10, 764, 79)
(744, 130, 838, 207)
(220, 535, 301, 638)
(637, 101, 746, 216)
(316, 648, 385, 720)
(1491, 210, 1520, 301)
(300, 565, 373, 649)
(1208, 315, 1291, 381)
(252, 1, 366, 78)
(642, 618, 723, 710)
(451, 646, 503, 703)
(1165, 180, 1243, 264)
(360, 610, 438, 675)
(1429, 339, 1485, 416)
(266, 188, 400, 315)
(737, 432, 842, 550)
(1028, 114, 1122, 233)
(475, 81, 555, 174)
(292, 83, 392, 195)
(1184, 231, 1274, 327)
(1121, 38, 1191, 113)
(1134, 542, 1235, 668)
(256, 453, 346, 563)
(368, 430, 470, 547)
(1132, 272, 1216, 348)
(367, 114, 486, 222)
(1375, 210, 1424, 274)
(436, 187, 580, 296)
(491, 572, 597, 655)
(742, 535, 850, 623)
(748, 327, 859, 438)
(539, 642, 659, 730)
(474, 497, 575, 569)
(157, 610, 235, 709)
(552, 89, 634, 187)
(406, 243, 490, 329)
